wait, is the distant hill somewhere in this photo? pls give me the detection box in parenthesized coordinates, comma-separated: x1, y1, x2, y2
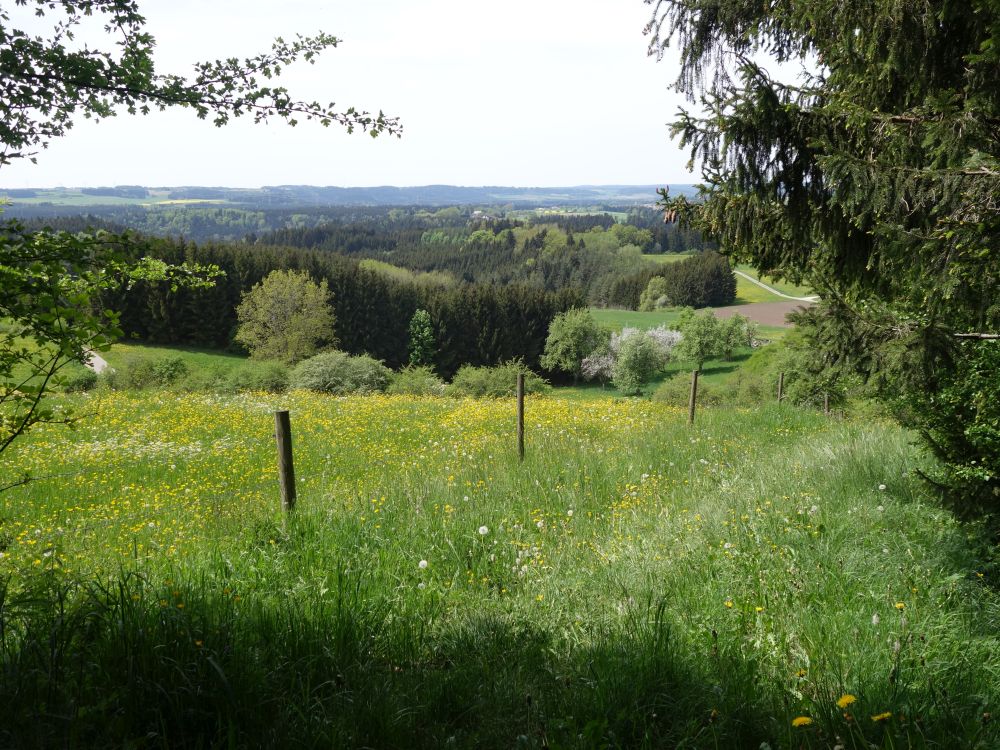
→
(0, 183, 696, 208)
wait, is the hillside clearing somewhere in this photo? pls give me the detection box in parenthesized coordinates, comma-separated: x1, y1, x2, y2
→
(0, 392, 995, 748)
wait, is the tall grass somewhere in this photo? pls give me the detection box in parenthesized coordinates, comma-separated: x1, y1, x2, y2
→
(0, 393, 996, 748)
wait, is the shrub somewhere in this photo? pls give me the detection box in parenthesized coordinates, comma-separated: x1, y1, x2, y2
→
(104, 355, 189, 389)
(652, 374, 731, 407)
(226, 361, 290, 393)
(387, 366, 446, 396)
(447, 360, 549, 398)
(611, 334, 665, 396)
(173, 365, 228, 393)
(290, 351, 390, 395)
(55, 362, 98, 392)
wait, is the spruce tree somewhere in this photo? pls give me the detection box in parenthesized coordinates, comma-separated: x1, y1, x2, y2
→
(646, 0, 1000, 508)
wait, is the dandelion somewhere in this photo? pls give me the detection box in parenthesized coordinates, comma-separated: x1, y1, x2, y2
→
(791, 716, 813, 727)
(418, 559, 428, 569)
(478, 525, 489, 535)
(724, 600, 734, 608)
(837, 694, 857, 709)
(878, 484, 887, 491)
(894, 602, 905, 610)
(871, 711, 892, 722)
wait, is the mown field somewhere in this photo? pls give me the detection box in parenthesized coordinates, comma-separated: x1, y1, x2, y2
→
(0, 391, 996, 748)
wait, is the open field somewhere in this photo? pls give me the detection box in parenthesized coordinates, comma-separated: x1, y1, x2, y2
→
(736, 265, 816, 298)
(590, 306, 790, 336)
(104, 341, 248, 373)
(0, 392, 996, 748)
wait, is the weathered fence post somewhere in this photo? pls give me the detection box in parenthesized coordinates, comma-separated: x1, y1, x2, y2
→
(688, 370, 699, 426)
(516, 373, 525, 462)
(824, 392, 830, 416)
(274, 410, 296, 512)
(777, 372, 785, 403)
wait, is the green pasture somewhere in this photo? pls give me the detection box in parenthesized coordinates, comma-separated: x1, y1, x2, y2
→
(736, 264, 816, 298)
(0, 391, 995, 748)
(589, 307, 788, 337)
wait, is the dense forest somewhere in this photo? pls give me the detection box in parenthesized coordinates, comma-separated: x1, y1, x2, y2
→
(103, 235, 582, 377)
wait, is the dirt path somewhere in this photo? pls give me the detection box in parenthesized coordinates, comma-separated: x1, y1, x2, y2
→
(734, 270, 819, 302)
(713, 300, 814, 328)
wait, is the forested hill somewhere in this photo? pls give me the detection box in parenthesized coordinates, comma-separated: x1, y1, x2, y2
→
(1, 183, 696, 208)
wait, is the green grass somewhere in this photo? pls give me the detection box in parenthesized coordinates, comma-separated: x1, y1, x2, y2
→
(736, 265, 816, 298)
(105, 341, 247, 371)
(589, 307, 786, 337)
(0, 391, 996, 748)
(734, 274, 787, 303)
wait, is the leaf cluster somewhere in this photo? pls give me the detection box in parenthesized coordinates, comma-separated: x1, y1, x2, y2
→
(0, 0, 401, 166)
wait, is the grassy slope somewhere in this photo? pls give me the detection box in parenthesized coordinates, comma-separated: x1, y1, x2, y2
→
(736, 264, 815, 298)
(104, 341, 248, 371)
(0, 393, 995, 748)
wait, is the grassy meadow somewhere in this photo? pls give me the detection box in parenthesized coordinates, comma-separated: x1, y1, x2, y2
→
(0, 390, 996, 748)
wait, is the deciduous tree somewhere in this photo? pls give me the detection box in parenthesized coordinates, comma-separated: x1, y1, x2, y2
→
(235, 270, 336, 363)
(540, 308, 609, 382)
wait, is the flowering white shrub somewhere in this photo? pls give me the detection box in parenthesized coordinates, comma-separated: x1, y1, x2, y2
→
(582, 326, 681, 386)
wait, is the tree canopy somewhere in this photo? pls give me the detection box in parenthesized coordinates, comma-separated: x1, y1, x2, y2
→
(235, 270, 337, 364)
(646, 0, 1000, 508)
(0, 0, 401, 166)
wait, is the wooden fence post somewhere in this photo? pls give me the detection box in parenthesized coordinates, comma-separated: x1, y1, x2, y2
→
(777, 372, 785, 403)
(516, 373, 525, 462)
(274, 410, 296, 512)
(824, 392, 830, 416)
(688, 370, 699, 426)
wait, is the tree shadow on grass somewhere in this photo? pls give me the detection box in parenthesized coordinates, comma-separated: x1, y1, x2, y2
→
(2, 570, 995, 749)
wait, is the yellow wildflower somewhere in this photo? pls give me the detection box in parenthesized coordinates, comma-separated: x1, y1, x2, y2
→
(871, 711, 892, 722)
(837, 694, 856, 709)
(791, 716, 813, 727)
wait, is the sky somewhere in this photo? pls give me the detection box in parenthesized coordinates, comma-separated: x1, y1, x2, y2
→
(0, 0, 695, 189)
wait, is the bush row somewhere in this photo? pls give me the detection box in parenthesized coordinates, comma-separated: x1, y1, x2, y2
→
(68, 353, 550, 399)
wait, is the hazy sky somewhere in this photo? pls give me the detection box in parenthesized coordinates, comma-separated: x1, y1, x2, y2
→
(0, 0, 694, 189)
